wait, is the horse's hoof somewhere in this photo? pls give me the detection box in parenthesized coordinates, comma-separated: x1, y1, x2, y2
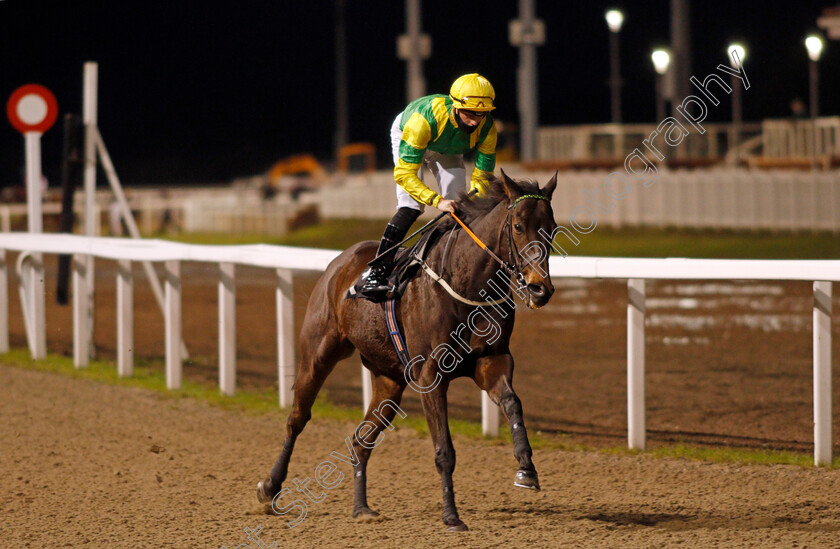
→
(514, 469, 541, 491)
(353, 507, 382, 522)
(256, 480, 273, 504)
(445, 520, 469, 532)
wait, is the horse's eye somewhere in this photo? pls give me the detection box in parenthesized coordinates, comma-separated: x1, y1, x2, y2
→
(514, 223, 523, 233)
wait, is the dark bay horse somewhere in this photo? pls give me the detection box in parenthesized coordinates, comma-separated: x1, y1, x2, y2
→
(257, 171, 558, 531)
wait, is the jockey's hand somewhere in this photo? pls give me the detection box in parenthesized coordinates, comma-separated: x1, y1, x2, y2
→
(436, 199, 457, 213)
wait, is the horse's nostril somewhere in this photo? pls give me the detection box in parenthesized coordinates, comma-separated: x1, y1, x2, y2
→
(527, 284, 544, 296)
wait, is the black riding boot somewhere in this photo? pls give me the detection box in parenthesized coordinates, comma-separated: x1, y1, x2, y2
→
(360, 207, 421, 297)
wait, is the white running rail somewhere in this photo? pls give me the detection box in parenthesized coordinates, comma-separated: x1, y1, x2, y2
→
(0, 233, 836, 465)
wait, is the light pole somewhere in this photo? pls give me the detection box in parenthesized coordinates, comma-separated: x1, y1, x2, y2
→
(805, 34, 824, 169)
(727, 43, 745, 150)
(605, 9, 624, 124)
(509, 0, 545, 162)
(651, 49, 670, 122)
(398, 0, 431, 103)
(334, 0, 348, 158)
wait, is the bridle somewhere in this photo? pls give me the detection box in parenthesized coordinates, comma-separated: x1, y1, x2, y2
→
(504, 194, 550, 289)
(415, 192, 551, 307)
(449, 193, 551, 292)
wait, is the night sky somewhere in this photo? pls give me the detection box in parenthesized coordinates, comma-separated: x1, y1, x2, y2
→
(1, 1, 836, 187)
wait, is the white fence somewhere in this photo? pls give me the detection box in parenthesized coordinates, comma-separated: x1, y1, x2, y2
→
(8, 167, 836, 235)
(0, 186, 302, 236)
(535, 118, 840, 161)
(317, 166, 840, 232)
(762, 117, 840, 159)
(536, 122, 762, 161)
(0, 232, 836, 465)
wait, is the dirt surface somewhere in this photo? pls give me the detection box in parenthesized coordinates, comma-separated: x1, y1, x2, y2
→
(4, 365, 840, 548)
(8, 254, 840, 454)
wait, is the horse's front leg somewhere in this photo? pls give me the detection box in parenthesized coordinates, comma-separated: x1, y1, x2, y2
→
(474, 353, 539, 490)
(418, 374, 468, 531)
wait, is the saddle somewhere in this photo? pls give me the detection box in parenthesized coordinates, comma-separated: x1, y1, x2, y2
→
(346, 227, 442, 304)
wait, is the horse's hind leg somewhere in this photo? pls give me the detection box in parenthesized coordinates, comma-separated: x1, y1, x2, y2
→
(350, 368, 405, 521)
(257, 325, 353, 505)
(474, 353, 539, 490)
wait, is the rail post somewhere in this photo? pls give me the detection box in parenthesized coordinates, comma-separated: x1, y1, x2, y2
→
(116, 260, 133, 377)
(628, 278, 646, 450)
(276, 268, 295, 407)
(165, 260, 182, 389)
(72, 254, 89, 367)
(481, 391, 500, 437)
(813, 280, 833, 466)
(362, 366, 373, 412)
(219, 262, 236, 396)
(0, 250, 7, 353)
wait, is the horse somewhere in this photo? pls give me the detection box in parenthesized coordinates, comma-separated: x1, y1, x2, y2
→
(257, 170, 558, 531)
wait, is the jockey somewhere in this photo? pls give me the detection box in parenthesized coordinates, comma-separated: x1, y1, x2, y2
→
(360, 73, 498, 297)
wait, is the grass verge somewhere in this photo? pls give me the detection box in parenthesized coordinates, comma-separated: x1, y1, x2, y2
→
(601, 443, 835, 468)
(166, 220, 840, 259)
(3, 348, 837, 469)
(165, 219, 386, 251)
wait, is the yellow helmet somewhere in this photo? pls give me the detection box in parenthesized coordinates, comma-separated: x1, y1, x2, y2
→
(449, 73, 496, 111)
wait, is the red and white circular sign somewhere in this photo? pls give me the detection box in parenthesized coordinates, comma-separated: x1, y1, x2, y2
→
(7, 84, 58, 134)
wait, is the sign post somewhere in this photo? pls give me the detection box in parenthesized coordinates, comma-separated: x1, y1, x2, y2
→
(7, 84, 59, 359)
(82, 62, 98, 362)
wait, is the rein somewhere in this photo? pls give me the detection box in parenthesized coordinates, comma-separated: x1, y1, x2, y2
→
(369, 189, 479, 267)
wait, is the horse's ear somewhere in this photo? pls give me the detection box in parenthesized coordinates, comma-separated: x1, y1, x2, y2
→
(499, 169, 521, 202)
(542, 171, 558, 199)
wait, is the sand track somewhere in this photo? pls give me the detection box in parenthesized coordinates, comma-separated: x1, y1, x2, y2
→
(3, 365, 840, 548)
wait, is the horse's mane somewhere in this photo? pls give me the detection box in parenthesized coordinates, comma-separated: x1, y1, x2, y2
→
(434, 176, 543, 232)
